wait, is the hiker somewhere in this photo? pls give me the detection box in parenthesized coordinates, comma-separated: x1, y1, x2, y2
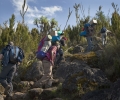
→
(55, 36, 67, 66)
(39, 41, 60, 88)
(80, 19, 97, 51)
(36, 35, 52, 60)
(0, 42, 24, 96)
(100, 27, 111, 46)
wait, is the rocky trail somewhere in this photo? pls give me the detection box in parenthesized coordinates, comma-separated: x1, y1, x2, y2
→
(0, 46, 120, 100)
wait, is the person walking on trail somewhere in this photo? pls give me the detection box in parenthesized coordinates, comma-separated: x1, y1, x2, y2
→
(37, 35, 52, 60)
(40, 35, 52, 53)
(55, 36, 67, 66)
(39, 41, 60, 88)
(80, 19, 97, 51)
(86, 19, 97, 51)
(100, 27, 111, 46)
(0, 42, 24, 97)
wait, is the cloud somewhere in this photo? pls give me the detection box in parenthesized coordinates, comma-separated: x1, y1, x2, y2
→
(41, 6, 62, 16)
(11, 0, 63, 25)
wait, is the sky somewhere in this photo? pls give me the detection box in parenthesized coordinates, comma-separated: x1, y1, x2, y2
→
(0, 0, 120, 31)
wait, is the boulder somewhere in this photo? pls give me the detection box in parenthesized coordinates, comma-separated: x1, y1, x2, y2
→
(73, 46, 84, 53)
(28, 88, 43, 99)
(12, 92, 29, 100)
(0, 84, 5, 95)
(0, 94, 4, 100)
(62, 67, 111, 92)
(25, 61, 44, 81)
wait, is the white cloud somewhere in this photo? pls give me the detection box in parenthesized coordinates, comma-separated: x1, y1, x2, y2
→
(27, 19, 34, 24)
(41, 6, 62, 16)
(11, 0, 63, 25)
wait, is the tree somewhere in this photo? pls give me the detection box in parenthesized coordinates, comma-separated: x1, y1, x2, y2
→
(34, 16, 58, 36)
(111, 3, 120, 41)
(20, 0, 28, 24)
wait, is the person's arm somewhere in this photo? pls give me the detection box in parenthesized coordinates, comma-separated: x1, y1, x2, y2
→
(0, 48, 5, 60)
(106, 30, 111, 33)
(0, 54, 3, 60)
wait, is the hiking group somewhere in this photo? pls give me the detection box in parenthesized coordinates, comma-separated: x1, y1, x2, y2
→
(80, 19, 111, 51)
(0, 30, 67, 97)
(36, 30, 66, 88)
(0, 19, 111, 98)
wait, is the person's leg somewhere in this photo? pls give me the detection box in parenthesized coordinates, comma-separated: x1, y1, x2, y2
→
(7, 64, 16, 96)
(86, 36, 92, 51)
(40, 60, 53, 85)
(0, 66, 10, 88)
(104, 33, 107, 45)
(56, 48, 64, 65)
(102, 34, 105, 46)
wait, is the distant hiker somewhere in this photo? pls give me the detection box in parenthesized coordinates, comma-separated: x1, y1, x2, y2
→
(100, 27, 111, 46)
(0, 42, 24, 96)
(80, 19, 97, 51)
(36, 35, 52, 60)
(55, 35, 67, 66)
(50, 31, 66, 66)
(39, 41, 60, 88)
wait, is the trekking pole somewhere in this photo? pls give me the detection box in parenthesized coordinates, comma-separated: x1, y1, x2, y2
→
(63, 8, 72, 31)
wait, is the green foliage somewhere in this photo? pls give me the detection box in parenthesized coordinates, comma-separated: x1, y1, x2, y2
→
(0, 14, 41, 74)
(34, 16, 58, 36)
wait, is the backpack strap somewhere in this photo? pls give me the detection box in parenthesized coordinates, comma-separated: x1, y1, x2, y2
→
(37, 36, 46, 51)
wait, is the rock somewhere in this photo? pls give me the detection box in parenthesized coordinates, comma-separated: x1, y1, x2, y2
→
(0, 84, 5, 95)
(108, 79, 120, 100)
(25, 61, 44, 81)
(12, 92, 29, 100)
(43, 87, 58, 94)
(13, 81, 32, 92)
(54, 60, 88, 79)
(80, 78, 120, 100)
(62, 67, 111, 92)
(40, 87, 58, 100)
(81, 89, 110, 100)
(28, 88, 43, 99)
(73, 46, 84, 53)
(0, 94, 4, 100)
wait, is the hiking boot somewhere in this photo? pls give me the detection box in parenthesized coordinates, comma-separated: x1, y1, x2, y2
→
(4, 85, 11, 95)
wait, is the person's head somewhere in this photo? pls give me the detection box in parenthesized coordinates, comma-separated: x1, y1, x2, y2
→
(8, 41, 14, 46)
(89, 19, 97, 27)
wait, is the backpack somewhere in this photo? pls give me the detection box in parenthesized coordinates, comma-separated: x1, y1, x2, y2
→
(101, 27, 107, 33)
(36, 37, 46, 60)
(9, 46, 20, 63)
(2, 45, 24, 66)
(52, 36, 60, 42)
(45, 46, 58, 62)
(80, 31, 87, 37)
(37, 37, 46, 51)
(9, 46, 24, 64)
(84, 23, 90, 31)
